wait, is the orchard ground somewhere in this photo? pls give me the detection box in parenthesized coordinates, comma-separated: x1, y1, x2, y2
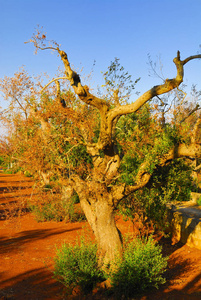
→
(0, 173, 201, 300)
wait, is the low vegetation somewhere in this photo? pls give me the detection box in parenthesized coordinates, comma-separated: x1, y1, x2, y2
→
(110, 236, 167, 298)
(54, 238, 105, 294)
(197, 196, 201, 206)
(28, 189, 85, 223)
(53, 236, 168, 297)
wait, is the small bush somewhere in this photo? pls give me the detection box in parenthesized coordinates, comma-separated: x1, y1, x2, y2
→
(53, 239, 105, 294)
(4, 169, 15, 174)
(0, 156, 4, 166)
(29, 192, 85, 223)
(197, 196, 201, 206)
(53, 236, 167, 297)
(110, 236, 168, 298)
(24, 170, 33, 177)
(29, 202, 62, 222)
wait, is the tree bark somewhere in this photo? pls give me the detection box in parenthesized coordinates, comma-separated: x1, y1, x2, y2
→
(71, 177, 122, 266)
(91, 199, 122, 266)
(81, 197, 122, 267)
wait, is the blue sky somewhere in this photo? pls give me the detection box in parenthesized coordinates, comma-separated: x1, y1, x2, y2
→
(0, 0, 201, 114)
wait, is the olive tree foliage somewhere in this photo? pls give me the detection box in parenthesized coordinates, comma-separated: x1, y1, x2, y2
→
(1, 28, 201, 266)
(98, 57, 141, 105)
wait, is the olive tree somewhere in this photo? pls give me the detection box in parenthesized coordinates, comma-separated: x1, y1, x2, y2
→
(15, 31, 201, 266)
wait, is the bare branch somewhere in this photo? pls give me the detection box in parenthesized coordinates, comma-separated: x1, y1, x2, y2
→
(41, 77, 68, 93)
(37, 46, 58, 51)
(179, 104, 200, 124)
(12, 95, 28, 119)
(182, 54, 201, 65)
(194, 164, 201, 172)
(108, 52, 201, 122)
(192, 116, 201, 143)
(57, 49, 110, 111)
(37, 44, 110, 113)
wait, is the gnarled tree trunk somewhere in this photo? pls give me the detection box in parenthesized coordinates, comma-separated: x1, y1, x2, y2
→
(72, 179, 123, 266)
(90, 199, 122, 266)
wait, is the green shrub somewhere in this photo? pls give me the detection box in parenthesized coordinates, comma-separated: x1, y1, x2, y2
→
(197, 196, 201, 206)
(29, 193, 85, 223)
(53, 236, 167, 297)
(118, 159, 195, 232)
(3, 169, 14, 174)
(24, 170, 33, 177)
(53, 239, 105, 294)
(0, 156, 4, 166)
(110, 237, 168, 298)
(29, 202, 61, 222)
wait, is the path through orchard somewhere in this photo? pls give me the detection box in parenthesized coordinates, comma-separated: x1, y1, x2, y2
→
(0, 173, 201, 300)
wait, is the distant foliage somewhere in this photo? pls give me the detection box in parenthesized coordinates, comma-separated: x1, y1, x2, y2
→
(29, 191, 85, 223)
(0, 68, 97, 185)
(0, 156, 4, 166)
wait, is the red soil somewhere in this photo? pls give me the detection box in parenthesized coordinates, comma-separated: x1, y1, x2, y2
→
(0, 173, 201, 300)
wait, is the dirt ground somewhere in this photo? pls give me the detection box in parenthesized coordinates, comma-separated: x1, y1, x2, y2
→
(0, 173, 201, 300)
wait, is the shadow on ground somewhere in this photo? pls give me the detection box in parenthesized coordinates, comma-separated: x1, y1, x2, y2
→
(0, 227, 82, 255)
(0, 267, 64, 300)
(0, 263, 201, 300)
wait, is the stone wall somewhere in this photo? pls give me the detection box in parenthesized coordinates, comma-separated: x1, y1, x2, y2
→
(167, 195, 201, 250)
